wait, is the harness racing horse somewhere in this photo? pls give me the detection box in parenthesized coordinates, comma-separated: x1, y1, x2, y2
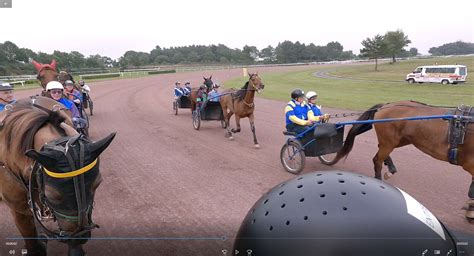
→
(326, 100, 474, 220)
(219, 73, 265, 148)
(32, 60, 59, 92)
(0, 97, 116, 255)
(189, 76, 214, 112)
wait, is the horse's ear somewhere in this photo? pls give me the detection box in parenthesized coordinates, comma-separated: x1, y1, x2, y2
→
(209, 75, 212, 79)
(32, 60, 42, 72)
(248, 72, 252, 77)
(50, 59, 57, 71)
(203, 76, 206, 80)
(25, 149, 57, 168)
(89, 132, 116, 159)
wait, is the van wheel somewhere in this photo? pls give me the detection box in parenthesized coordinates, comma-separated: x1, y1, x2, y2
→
(441, 80, 449, 85)
(407, 79, 415, 84)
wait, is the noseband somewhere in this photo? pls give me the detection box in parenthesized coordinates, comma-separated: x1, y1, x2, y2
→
(28, 135, 99, 241)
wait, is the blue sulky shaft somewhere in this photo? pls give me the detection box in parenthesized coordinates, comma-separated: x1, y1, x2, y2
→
(335, 114, 461, 128)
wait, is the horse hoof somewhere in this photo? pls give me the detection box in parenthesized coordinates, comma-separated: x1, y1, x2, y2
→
(229, 137, 234, 141)
(465, 211, 474, 220)
(384, 172, 393, 180)
(254, 144, 260, 149)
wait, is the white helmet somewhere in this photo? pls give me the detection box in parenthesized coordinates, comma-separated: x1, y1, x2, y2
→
(306, 91, 318, 99)
(46, 81, 64, 91)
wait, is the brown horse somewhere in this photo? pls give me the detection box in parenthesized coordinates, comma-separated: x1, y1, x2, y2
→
(189, 76, 214, 112)
(32, 60, 59, 91)
(327, 100, 474, 220)
(220, 73, 265, 148)
(0, 97, 115, 255)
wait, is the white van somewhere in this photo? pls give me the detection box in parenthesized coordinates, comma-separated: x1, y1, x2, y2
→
(406, 65, 467, 85)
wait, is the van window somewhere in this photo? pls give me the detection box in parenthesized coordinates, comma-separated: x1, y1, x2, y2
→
(459, 67, 466, 75)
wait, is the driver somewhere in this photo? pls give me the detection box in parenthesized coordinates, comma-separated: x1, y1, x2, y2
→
(285, 89, 314, 134)
(64, 80, 83, 105)
(45, 81, 81, 119)
(0, 81, 16, 111)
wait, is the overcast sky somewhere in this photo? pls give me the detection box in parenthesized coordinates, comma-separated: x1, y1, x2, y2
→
(1, 0, 473, 59)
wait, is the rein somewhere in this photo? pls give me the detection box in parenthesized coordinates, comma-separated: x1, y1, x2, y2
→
(328, 102, 463, 119)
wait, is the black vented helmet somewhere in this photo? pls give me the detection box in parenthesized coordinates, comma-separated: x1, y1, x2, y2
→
(291, 89, 304, 99)
(233, 171, 457, 256)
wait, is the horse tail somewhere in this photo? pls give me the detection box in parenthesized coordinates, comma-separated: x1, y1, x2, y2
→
(326, 103, 385, 165)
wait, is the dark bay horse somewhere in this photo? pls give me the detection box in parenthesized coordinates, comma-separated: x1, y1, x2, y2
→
(220, 73, 265, 148)
(327, 100, 474, 220)
(0, 97, 116, 255)
(189, 76, 214, 112)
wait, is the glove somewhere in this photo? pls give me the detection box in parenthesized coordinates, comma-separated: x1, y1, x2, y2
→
(74, 99, 81, 104)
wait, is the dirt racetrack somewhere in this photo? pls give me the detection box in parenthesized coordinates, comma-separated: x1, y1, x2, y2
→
(1, 65, 473, 255)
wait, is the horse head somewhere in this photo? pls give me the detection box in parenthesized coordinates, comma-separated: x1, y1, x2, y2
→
(248, 72, 265, 94)
(203, 76, 214, 91)
(32, 59, 59, 89)
(58, 71, 74, 85)
(25, 132, 116, 247)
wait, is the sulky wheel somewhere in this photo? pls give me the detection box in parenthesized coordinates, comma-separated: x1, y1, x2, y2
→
(280, 140, 305, 175)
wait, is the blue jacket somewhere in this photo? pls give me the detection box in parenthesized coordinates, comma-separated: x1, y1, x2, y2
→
(182, 86, 191, 95)
(308, 103, 323, 116)
(58, 98, 81, 118)
(174, 87, 184, 97)
(208, 90, 220, 102)
(0, 99, 16, 112)
(285, 100, 313, 126)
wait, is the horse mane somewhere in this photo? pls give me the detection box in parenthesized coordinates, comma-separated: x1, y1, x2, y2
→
(0, 99, 66, 167)
(233, 81, 249, 102)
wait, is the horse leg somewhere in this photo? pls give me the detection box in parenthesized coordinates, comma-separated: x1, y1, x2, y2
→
(249, 114, 259, 148)
(10, 210, 46, 256)
(383, 156, 397, 179)
(372, 146, 394, 180)
(225, 109, 234, 140)
(231, 116, 241, 133)
(465, 177, 474, 220)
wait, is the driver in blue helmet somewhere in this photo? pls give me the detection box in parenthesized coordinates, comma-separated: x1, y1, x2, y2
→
(285, 88, 315, 134)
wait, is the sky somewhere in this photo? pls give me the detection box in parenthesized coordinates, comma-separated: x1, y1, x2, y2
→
(1, 0, 473, 60)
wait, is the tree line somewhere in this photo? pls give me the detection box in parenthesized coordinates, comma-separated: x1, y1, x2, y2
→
(360, 30, 473, 71)
(1, 32, 473, 75)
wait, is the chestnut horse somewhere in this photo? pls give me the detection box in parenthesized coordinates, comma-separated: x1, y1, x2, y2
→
(0, 97, 115, 255)
(220, 73, 265, 148)
(327, 100, 474, 220)
(32, 60, 59, 91)
(189, 76, 214, 112)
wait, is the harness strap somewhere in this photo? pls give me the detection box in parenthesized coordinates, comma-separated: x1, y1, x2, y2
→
(447, 105, 472, 165)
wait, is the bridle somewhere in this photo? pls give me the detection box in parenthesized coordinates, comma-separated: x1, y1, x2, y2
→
(242, 75, 264, 108)
(28, 135, 100, 241)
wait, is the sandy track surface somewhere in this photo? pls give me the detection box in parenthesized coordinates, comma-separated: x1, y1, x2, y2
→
(1, 65, 472, 255)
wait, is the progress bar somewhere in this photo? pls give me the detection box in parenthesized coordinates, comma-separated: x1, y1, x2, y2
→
(6, 236, 228, 241)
